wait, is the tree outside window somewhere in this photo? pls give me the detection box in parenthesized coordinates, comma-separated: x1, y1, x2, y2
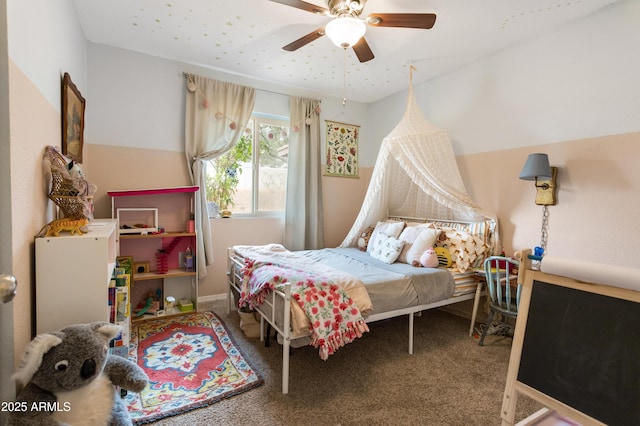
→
(206, 115, 289, 217)
(206, 136, 251, 215)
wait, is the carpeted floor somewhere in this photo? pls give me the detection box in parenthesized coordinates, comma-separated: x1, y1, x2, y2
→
(142, 299, 541, 425)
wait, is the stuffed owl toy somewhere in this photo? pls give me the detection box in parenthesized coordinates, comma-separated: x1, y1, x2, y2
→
(8, 322, 148, 426)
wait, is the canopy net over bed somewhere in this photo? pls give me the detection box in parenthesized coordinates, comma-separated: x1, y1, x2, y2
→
(341, 72, 500, 252)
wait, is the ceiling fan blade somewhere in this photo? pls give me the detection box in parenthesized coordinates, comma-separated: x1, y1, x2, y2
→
(282, 28, 326, 52)
(366, 13, 437, 29)
(269, 0, 329, 16)
(352, 37, 374, 63)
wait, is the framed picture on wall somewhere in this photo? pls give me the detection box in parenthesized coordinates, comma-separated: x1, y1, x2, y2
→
(62, 72, 86, 163)
(325, 120, 359, 178)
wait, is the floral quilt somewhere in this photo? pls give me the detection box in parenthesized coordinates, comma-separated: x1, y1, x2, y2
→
(239, 258, 369, 360)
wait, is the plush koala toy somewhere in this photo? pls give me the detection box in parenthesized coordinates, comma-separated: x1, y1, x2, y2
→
(9, 322, 148, 426)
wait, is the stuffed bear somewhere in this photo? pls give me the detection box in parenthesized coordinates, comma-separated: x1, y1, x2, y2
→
(357, 226, 375, 251)
(9, 322, 148, 426)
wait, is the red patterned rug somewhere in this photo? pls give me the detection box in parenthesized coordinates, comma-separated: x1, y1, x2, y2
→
(125, 311, 262, 424)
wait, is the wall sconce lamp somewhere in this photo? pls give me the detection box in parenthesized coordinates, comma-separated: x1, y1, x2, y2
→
(519, 153, 558, 206)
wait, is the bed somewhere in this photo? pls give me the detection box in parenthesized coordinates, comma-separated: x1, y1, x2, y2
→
(226, 218, 496, 394)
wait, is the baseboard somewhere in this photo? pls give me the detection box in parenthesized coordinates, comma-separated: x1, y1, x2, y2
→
(198, 293, 227, 304)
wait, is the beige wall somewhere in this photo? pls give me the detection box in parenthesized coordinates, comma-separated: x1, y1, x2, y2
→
(15, 114, 635, 325)
(87, 131, 640, 299)
(9, 61, 61, 356)
(458, 132, 640, 268)
(322, 167, 373, 248)
(87, 144, 193, 219)
(206, 218, 284, 297)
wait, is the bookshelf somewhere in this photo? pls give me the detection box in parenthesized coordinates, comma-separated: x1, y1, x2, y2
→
(108, 186, 200, 324)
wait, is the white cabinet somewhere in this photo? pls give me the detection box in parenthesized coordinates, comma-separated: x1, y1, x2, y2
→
(35, 219, 118, 334)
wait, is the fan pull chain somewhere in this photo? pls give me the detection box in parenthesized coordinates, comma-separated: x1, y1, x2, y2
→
(342, 47, 347, 108)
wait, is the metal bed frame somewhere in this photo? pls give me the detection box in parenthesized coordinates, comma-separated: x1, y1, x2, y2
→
(227, 247, 481, 394)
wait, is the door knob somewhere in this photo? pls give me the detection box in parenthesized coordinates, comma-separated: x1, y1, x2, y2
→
(0, 274, 17, 303)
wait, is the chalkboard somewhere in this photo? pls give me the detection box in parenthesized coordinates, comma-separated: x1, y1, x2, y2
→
(517, 280, 640, 425)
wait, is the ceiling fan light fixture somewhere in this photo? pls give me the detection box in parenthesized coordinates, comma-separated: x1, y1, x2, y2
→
(325, 16, 366, 48)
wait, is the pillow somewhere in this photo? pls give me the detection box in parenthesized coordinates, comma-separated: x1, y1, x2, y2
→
(398, 225, 426, 243)
(396, 226, 425, 263)
(366, 220, 405, 254)
(404, 228, 441, 265)
(369, 233, 404, 264)
(396, 223, 435, 263)
(435, 247, 453, 268)
(438, 227, 488, 272)
(430, 220, 495, 268)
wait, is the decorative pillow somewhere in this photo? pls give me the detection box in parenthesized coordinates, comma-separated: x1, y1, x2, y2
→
(357, 226, 375, 251)
(398, 225, 426, 242)
(435, 247, 453, 268)
(438, 227, 488, 272)
(366, 220, 405, 254)
(369, 233, 404, 264)
(396, 224, 435, 263)
(431, 220, 495, 268)
(404, 228, 441, 265)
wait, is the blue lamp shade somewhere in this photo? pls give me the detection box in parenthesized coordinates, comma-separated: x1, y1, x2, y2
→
(519, 153, 552, 181)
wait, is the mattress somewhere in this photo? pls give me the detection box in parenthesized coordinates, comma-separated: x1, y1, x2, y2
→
(232, 245, 475, 318)
(297, 247, 456, 316)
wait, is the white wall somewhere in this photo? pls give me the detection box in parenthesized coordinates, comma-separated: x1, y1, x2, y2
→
(369, 0, 640, 156)
(86, 45, 184, 151)
(86, 43, 374, 163)
(8, 0, 86, 107)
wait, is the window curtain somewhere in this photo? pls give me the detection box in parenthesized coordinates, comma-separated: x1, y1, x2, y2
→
(184, 74, 255, 277)
(284, 96, 324, 251)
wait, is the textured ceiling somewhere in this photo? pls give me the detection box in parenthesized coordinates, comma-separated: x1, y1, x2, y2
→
(72, 0, 622, 103)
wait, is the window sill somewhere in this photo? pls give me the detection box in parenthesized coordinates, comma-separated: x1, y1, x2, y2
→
(208, 212, 284, 220)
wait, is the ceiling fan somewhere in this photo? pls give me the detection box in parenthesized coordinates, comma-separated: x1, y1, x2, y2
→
(270, 0, 436, 63)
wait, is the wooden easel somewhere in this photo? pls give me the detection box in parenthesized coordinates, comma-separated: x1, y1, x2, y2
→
(501, 251, 640, 425)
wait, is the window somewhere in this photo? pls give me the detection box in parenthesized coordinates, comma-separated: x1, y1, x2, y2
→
(206, 114, 289, 216)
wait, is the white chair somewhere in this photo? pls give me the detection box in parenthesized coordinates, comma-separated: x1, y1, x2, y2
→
(478, 256, 521, 346)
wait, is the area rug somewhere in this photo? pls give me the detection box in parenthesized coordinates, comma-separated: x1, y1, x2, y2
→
(125, 311, 263, 424)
